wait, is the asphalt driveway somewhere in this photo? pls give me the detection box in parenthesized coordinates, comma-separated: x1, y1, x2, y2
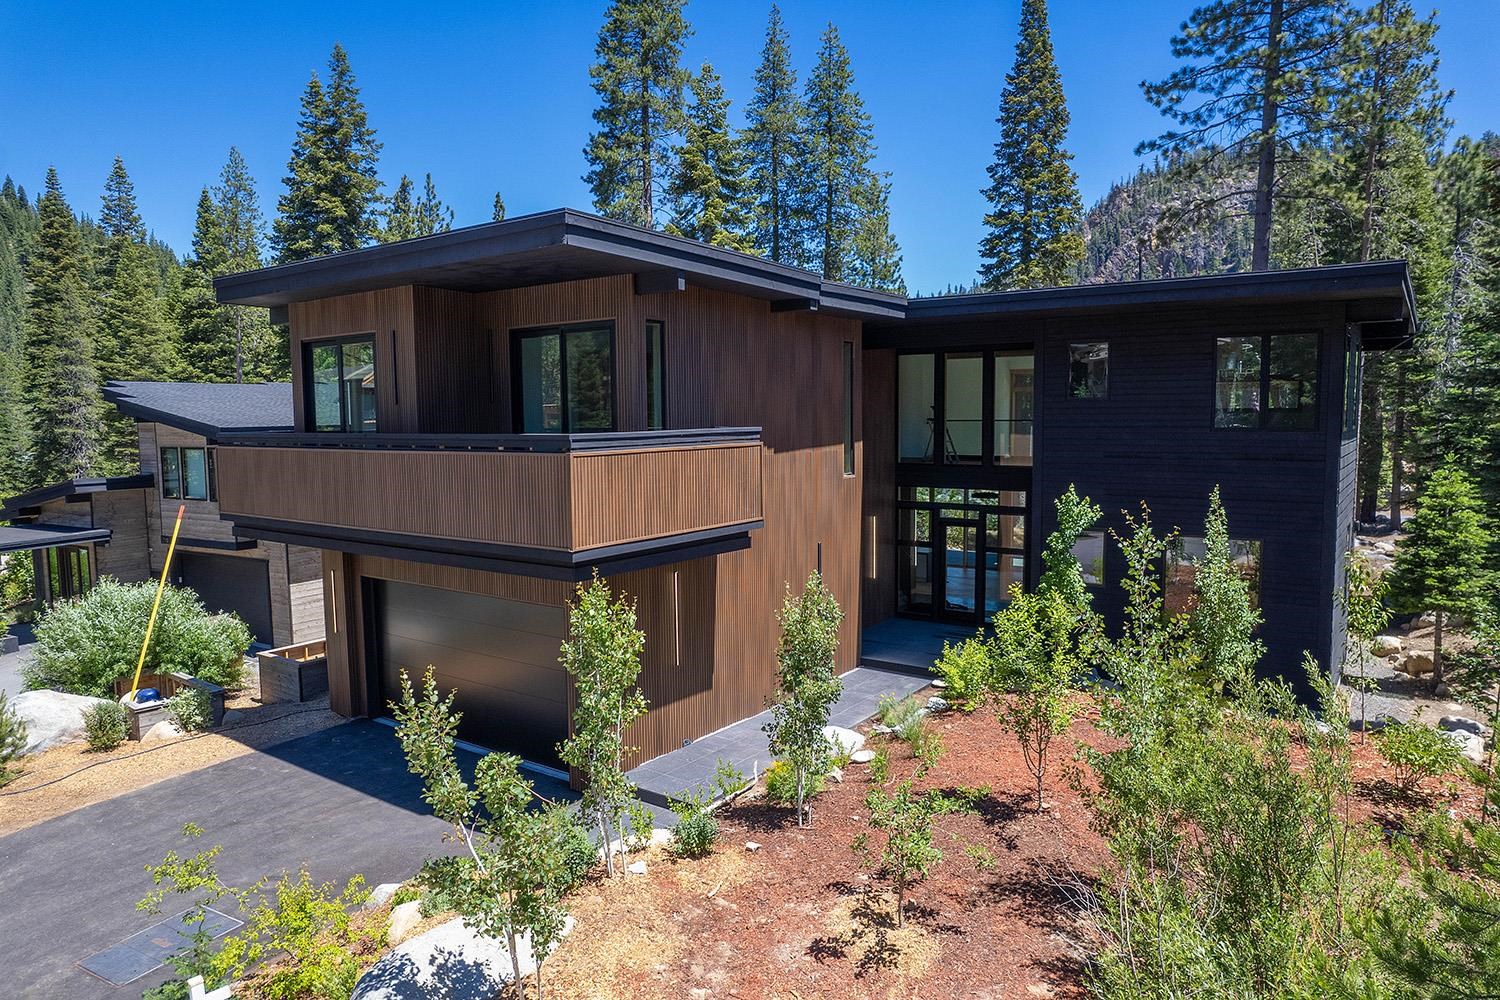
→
(0, 720, 506, 999)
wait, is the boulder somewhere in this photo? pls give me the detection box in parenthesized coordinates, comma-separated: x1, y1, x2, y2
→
(849, 749, 876, 765)
(1439, 716, 1485, 737)
(363, 883, 404, 912)
(386, 900, 423, 945)
(1371, 635, 1402, 657)
(626, 860, 647, 875)
(1442, 730, 1486, 765)
(822, 725, 865, 756)
(1400, 651, 1434, 676)
(354, 915, 573, 1000)
(926, 695, 950, 713)
(143, 720, 184, 742)
(10, 690, 113, 755)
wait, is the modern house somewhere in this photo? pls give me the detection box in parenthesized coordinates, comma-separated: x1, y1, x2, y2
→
(207, 209, 1414, 771)
(0, 381, 325, 648)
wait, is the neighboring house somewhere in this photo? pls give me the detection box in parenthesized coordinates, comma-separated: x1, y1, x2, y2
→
(207, 208, 1414, 772)
(0, 382, 326, 648)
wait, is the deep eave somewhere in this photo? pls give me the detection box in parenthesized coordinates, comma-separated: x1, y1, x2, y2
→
(0, 474, 154, 520)
(103, 381, 295, 439)
(214, 209, 908, 321)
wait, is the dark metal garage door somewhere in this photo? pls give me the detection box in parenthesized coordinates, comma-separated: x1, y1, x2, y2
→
(174, 552, 274, 646)
(372, 580, 568, 769)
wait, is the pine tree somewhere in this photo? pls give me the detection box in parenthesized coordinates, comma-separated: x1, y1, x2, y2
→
(743, 4, 808, 265)
(99, 155, 144, 245)
(216, 146, 264, 273)
(381, 173, 454, 242)
(1387, 462, 1491, 688)
(492, 192, 506, 222)
(582, 0, 692, 228)
(803, 23, 879, 282)
(979, 0, 1084, 290)
(1139, 0, 1349, 271)
(0, 181, 38, 493)
(24, 170, 100, 485)
(849, 172, 904, 292)
(272, 44, 383, 263)
(666, 63, 753, 251)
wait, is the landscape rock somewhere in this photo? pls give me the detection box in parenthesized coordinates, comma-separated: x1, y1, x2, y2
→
(1440, 716, 1485, 737)
(926, 695, 950, 713)
(828, 766, 843, 784)
(10, 689, 113, 755)
(930, 679, 948, 689)
(626, 860, 647, 875)
(1442, 730, 1486, 765)
(1434, 683, 1452, 698)
(744, 841, 761, 852)
(143, 720, 184, 742)
(849, 749, 875, 764)
(1372, 635, 1402, 657)
(219, 708, 247, 728)
(822, 725, 865, 756)
(363, 883, 403, 912)
(1400, 651, 1434, 676)
(387, 900, 423, 945)
(354, 915, 573, 1000)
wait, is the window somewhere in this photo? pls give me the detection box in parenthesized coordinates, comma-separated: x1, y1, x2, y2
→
(306, 335, 377, 433)
(1214, 332, 1319, 430)
(46, 545, 91, 603)
(1164, 535, 1262, 617)
(944, 353, 983, 463)
(842, 341, 855, 476)
(1072, 530, 1106, 588)
(896, 486, 1028, 621)
(1069, 342, 1108, 398)
(160, 447, 215, 501)
(646, 320, 665, 431)
(897, 353, 935, 462)
(993, 351, 1034, 466)
(514, 324, 615, 433)
(1342, 331, 1361, 436)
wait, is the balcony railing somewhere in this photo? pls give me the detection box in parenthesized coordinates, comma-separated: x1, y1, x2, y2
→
(213, 428, 764, 557)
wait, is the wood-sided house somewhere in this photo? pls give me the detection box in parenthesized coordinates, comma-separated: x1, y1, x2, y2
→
(205, 209, 1415, 772)
(0, 382, 325, 647)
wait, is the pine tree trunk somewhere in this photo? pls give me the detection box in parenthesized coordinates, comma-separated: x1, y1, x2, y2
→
(234, 308, 244, 384)
(1358, 1, 1387, 263)
(640, 73, 653, 227)
(1251, 0, 1284, 272)
(1432, 609, 1444, 689)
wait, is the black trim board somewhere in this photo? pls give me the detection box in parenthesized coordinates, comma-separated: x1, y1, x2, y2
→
(230, 518, 759, 581)
(0, 524, 111, 553)
(168, 534, 260, 552)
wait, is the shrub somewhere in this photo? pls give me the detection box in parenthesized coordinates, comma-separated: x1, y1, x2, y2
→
(556, 816, 599, 891)
(168, 687, 214, 733)
(765, 758, 825, 806)
(868, 746, 890, 785)
(669, 788, 719, 859)
(0, 691, 27, 786)
(1375, 719, 1464, 798)
(934, 636, 992, 710)
(83, 701, 127, 751)
(877, 693, 926, 744)
(26, 579, 250, 697)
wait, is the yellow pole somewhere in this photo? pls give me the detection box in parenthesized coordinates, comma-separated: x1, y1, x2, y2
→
(128, 504, 186, 703)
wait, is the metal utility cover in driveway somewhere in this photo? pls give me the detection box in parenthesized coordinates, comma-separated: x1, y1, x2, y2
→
(77, 907, 242, 986)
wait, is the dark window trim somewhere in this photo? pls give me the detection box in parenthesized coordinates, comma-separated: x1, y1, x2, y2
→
(842, 341, 855, 477)
(1210, 329, 1321, 432)
(510, 320, 619, 434)
(646, 319, 666, 431)
(160, 445, 214, 502)
(303, 332, 378, 434)
(160, 446, 182, 500)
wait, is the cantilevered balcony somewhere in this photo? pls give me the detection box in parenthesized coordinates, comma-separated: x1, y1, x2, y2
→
(212, 428, 764, 578)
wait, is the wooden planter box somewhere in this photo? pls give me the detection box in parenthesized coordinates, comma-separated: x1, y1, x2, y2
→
(257, 639, 329, 704)
(114, 672, 227, 738)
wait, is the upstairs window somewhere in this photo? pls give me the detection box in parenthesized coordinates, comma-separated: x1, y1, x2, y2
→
(514, 323, 615, 433)
(897, 353, 936, 462)
(307, 335, 377, 433)
(646, 320, 665, 431)
(160, 446, 215, 501)
(843, 341, 855, 476)
(1069, 342, 1109, 398)
(898, 349, 1034, 466)
(1214, 332, 1318, 430)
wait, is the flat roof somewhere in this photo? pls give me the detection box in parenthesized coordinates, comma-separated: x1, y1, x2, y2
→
(215, 208, 908, 320)
(0, 474, 154, 520)
(0, 523, 111, 553)
(103, 381, 294, 439)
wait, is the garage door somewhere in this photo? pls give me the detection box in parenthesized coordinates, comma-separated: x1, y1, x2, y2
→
(174, 552, 274, 646)
(372, 580, 568, 769)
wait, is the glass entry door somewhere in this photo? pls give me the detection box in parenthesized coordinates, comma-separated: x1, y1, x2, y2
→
(935, 515, 982, 621)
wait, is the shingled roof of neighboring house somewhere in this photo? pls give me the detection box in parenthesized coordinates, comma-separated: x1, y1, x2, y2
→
(103, 381, 294, 439)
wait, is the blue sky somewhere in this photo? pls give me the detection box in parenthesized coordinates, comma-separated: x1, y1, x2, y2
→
(2, 1, 1497, 293)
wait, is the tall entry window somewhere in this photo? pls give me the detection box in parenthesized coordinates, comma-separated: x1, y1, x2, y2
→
(897, 349, 1034, 467)
(896, 487, 1027, 622)
(514, 324, 615, 433)
(306, 335, 377, 433)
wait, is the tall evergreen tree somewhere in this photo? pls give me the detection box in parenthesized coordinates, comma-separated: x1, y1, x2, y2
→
(1139, 0, 1349, 271)
(849, 172, 905, 293)
(743, 4, 808, 265)
(272, 44, 382, 263)
(215, 146, 265, 273)
(381, 173, 454, 242)
(0, 180, 38, 493)
(802, 23, 878, 282)
(492, 192, 506, 222)
(24, 170, 99, 485)
(666, 63, 753, 251)
(582, 0, 692, 228)
(979, 0, 1084, 290)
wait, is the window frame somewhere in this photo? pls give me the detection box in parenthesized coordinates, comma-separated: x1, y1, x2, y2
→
(1068, 341, 1110, 399)
(303, 333, 378, 434)
(159, 446, 215, 502)
(510, 321, 619, 434)
(645, 319, 666, 432)
(895, 347, 1034, 468)
(842, 341, 856, 476)
(1212, 330, 1321, 432)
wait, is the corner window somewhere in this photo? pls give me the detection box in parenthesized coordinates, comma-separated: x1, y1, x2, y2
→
(1342, 331, 1360, 436)
(1164, 535, 1262, 616)
(160, 447, 215, 501)
(842, 341, 855, 476)
(1069, 342, 1108, 398)
(306, 335, 377, 433)
(646, 320, 665, 431)
(514, 323, 615, 433)
(1214, 332, 1319, 430)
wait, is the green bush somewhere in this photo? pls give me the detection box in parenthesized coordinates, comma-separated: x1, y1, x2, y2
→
(0, 691, 27, 786)
(82, 701, 127, 751)
(556, 816, 600, 891)
(669, 787, 720, 859)
(877, 693, 927, 744)
(934, 636, 992, 709)
(168, 688, 214, 733)
(764, 758, 824, 806)
(1375, 719, 1464, 797)
(25, 578, 250, 698)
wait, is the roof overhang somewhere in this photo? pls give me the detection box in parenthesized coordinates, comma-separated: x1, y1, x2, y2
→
(215, 209, 907, 321)
(0, 523, 111, 553)
(102, 382, 293, 439)
(0, 475, 153, 520)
